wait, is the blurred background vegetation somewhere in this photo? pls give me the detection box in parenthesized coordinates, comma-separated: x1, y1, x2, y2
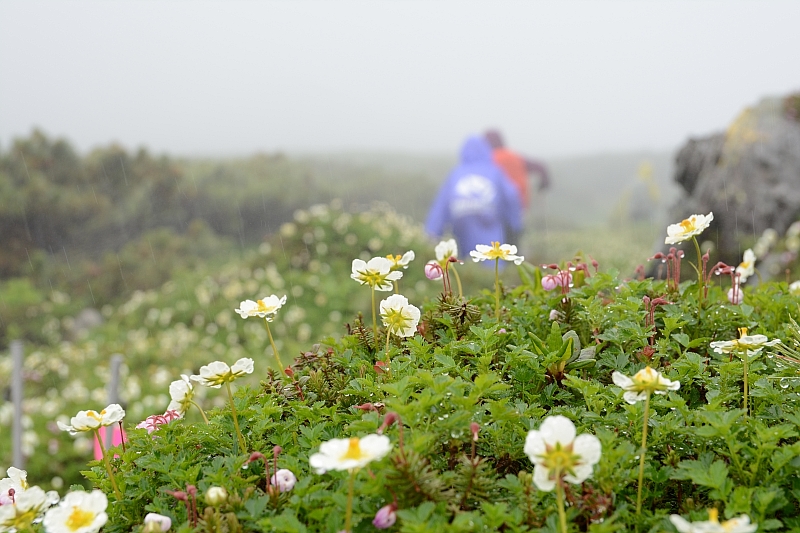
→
(0, 129, 680, 348)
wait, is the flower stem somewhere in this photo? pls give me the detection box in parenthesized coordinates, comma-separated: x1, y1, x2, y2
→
(393, 280, 399, 294)
(94, 429, 122, 500)
(385, 328, 392, 358)
(264, 320, 284, 373)
(636, 392, 651, 515)
(451, 264, 463, 299)
(371, 286, 378, 340)
(742, 348, 749, 416)
(494, 259, 501, 320)
(555, 470, 568, 533)
(345, 469, 356, 533)
(190, 400, 210, 424)
(225, 382, 247, 453)
(692, 237, 704, 305)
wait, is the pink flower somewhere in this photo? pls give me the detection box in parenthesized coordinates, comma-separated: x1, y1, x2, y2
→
(424, 261, 443, 281)
(372, 503, 398, 529)
(269, 469, 297, 492)
(136, 410, 181, 434)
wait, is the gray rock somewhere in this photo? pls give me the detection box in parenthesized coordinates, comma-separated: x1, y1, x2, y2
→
(665, 94, 800, 268)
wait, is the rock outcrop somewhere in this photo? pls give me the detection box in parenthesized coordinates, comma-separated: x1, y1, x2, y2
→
(666, 94, 800, 267)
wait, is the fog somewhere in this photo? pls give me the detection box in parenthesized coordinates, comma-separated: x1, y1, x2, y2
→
(1, 0, 799, 157)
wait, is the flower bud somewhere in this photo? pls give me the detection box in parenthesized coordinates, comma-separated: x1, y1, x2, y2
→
(470, 422, 480, 442)
(205, 486, 228, 506)
(424, 261, 443, 281)
(269, 469, 297, 492)
(727, 286, 744, 305)
(143, 513, 172, 532)
(541, 275, 558, 291)
(372, 503, 398, 529)
(549, 309, 560, 321)
(378, 412, 400, 434)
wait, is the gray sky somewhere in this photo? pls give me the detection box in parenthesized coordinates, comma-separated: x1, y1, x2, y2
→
(1, 0, 798, 158)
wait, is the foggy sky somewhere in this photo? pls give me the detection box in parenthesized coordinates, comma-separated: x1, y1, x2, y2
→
(1, 0, 799, 158)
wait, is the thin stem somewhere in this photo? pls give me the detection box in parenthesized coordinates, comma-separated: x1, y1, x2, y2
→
(393, 280, 399, 294)
(371, 286, 378, 339)
(636, 393, 651, 515)
(264, 320, 284, 373)
(451, 264, 463, 299)
(191, 400, 210, 424)
(742, 348, 749, 416)
(555, 469, 567, 533)
(494, 259, 501, 320)
(225, 382, 247, 453)
(692, 237, 704, 305)
(94, 429, 122, 500)
(385, 328, 392, 358)
(345, 469, 356, 533)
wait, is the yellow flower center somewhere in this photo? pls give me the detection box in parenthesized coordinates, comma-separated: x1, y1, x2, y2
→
(256, 300, 273, 313)
(341, 437, 365, 460)
(357, 269, 387, 287)
(707, 508, 719, 523)
(87, 411, 102, 422)
(383, 308, 410, 333)
(66, 507, 95, 531)
(679, 219, 695, 232)
(483, 242, 507, 260)
(540, 442, 579, 473)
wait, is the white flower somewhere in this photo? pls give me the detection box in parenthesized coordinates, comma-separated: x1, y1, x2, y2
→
(351, 257, 403, 291)
(386, 251, 415, 270)
(611, 367, 680, 404)
(665, 212, 714, 245)
(379, 294, 421, 338)
(191, 358, 254, 388)
(235, 295, 287, 322)
(42, 490, 108, 533)
(57, 404, 126, 436)
(0, 486, 49, 532)
(789, 280, 800, 296)
(435, 239, 458, 263)
(670, 509, 757, 533)
(309, 434, 392, 474)
(0, 467, 29, 505)
(167, 375, 194, 414)
(143, 512, 172, 532)
(205, 487, 228, 506)
(735, 249, 756, 283)
(470, 242, 524, 265)
(523, 415, 601, 491)
(710, 328, 780, 356)
(270, 469, 297, 492)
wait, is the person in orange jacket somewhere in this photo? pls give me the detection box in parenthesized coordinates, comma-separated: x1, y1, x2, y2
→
(484, 129, 550, 246)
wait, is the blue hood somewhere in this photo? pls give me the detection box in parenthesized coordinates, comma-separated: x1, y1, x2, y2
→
(459, 136, 494, 165)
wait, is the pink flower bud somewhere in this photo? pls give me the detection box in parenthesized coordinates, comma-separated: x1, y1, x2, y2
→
(372, 503, 398, 529)
(470, 422, 480, 442)
(378, 412, 400, 434)
(425, 261, 443, 280)
(727, 286, 744, 305)
(269, 469, 297, 492)
(542, 275, 558, 291)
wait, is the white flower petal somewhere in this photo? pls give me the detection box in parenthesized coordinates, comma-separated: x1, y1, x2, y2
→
(532, 464, 555, 491)
(538, 415, 576, 448)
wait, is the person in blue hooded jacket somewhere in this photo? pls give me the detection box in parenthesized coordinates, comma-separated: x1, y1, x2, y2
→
(425, 135, 523, 257)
